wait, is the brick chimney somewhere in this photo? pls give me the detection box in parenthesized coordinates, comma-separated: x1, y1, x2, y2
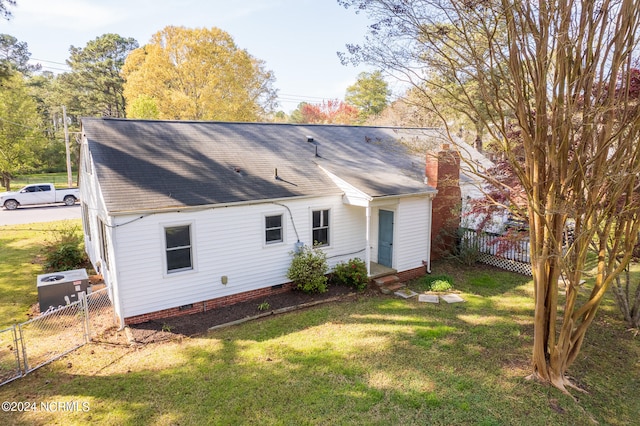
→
(426, 144, 462, 259)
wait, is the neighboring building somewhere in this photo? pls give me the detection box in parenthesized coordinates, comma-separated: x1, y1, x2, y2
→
(79, 118, 463, 325)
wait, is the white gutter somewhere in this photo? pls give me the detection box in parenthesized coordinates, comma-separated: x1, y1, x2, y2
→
(365, 205, 371, 276)
(107, 216, 126, 329)
(107, 193, 331, 217)
(425, 194, 435, 273)
(371, 191, 436, 202)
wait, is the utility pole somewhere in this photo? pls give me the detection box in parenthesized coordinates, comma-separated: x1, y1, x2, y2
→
(62, 106, 72, 187)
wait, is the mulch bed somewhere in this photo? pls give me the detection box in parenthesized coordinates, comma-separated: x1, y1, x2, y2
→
(127, 284, 374, 344)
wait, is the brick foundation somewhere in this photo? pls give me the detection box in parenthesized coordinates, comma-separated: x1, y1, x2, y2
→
(124, 282, 295, 325)
(397, 266, 428, 283)
(125, 265, 429, 325)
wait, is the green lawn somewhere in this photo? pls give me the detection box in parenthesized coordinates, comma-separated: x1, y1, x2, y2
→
(0, 224, 638, 425)
(0, 220, 85, 326)
(8, 172, 77, 191)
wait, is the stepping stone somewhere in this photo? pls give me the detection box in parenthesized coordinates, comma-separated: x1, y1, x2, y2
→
(418, 294, 439, 303)
(394, 289, 418, 299)
(440, 294, 465, 303)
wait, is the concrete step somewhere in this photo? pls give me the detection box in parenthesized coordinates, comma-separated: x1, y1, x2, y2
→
(373, 275, 404, 295)
(385, 282, 405, 292)
(373, 275, 400, 287)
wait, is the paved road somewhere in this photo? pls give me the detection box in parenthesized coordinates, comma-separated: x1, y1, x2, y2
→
(0, 204, 81, 226)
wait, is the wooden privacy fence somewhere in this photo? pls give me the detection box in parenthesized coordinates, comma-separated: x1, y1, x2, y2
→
(460, 228, 532, 276)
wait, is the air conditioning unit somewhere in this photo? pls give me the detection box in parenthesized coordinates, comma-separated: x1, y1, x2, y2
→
(37, 268, 89, 313)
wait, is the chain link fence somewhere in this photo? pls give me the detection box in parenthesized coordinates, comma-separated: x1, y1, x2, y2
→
(0, 286, 117, 387)
(0, 326, 21, 386)
(86, 287, 119, 338)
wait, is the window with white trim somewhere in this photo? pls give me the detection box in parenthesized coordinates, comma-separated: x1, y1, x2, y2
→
(82, 202, 91, 240)
(98, 219, 110, 271)
(265, 214, 283, 244)
(165, 225, 192, 273)
(312, 209, 329, 246)
(82, 143, 92, 175)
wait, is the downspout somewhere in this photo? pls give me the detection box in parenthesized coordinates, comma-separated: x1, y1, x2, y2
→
(110, 218, 126, 330)
(366, 205, 371, 276)
(425, 195, 433, 273)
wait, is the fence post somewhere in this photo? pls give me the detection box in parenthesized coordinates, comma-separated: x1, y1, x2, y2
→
(81, 292, 90, 343)
(17, 323, 29, 373)
(11, 326, 21, 378)
(108, 285, 120, 329)
(11, 326, 22, 379)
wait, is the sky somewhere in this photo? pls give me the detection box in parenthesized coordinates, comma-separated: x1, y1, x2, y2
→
(3, 0, 377, 113)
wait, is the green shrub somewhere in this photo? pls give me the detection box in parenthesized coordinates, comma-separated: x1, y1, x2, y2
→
(429, 279, 453, 292)
(41, 224, 87, 271)
(415, 274, 454, 292)
(287, 245, 329, 293)
(332, 258, 368, 291)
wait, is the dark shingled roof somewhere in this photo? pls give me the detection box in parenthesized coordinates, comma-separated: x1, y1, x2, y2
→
(81, 118, 441, 213)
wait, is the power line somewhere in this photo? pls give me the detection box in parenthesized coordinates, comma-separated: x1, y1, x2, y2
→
(30, 58, 68, 66)
(0, 116, 41, 131)
(26, 57, 346, 109)
(278, 93, 335, 101)
(29, 58, 70, 74)
(35, 65, 70, 73)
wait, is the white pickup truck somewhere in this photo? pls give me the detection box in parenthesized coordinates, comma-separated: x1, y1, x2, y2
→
(0, 183, 80, 210)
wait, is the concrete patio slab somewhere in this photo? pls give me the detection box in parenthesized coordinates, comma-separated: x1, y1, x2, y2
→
(440, 294, 465, 303)
(418, 294, 439, 303)
(394, 289, 418, 299)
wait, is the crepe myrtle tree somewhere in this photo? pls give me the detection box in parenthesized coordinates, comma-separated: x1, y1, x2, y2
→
(339, 0, 640, 393)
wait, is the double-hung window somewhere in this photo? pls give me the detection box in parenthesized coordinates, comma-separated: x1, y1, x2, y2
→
(312, 209, 329, 246)
(82, 202, 91, 240)
(265, 214, 283, 244)
(98, 219, 110, 271)
(165, 225, 192, 273)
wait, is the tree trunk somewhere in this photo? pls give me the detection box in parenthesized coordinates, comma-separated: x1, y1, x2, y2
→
(1, 172, 10, 191)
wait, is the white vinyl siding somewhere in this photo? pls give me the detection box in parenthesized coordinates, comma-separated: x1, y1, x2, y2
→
(395, 196, 431, 272)
(93, 192, 430, 319)
(111, 195, 357, 318)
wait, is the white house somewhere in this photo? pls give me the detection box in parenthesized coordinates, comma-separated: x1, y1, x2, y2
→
(79, 119, 464, 325)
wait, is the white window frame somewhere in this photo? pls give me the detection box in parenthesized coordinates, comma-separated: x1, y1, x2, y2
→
(264, 212, 285, 246)
(162, 222, 196, 275)
(81, 143, 93, 175)
(311, 208, 331, 247)
(81, 202, 91, 241)
(98, 218, 110, 271)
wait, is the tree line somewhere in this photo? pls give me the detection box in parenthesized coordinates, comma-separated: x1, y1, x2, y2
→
(0, 25, 391, 189)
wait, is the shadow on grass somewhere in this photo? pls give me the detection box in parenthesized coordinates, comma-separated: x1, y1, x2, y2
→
(409, 260, 532, 298)
(0, 324, 628, 424)
(2, 262, 637, 425)
(1, 305, 590, 426)
(0, 231, 45, 326)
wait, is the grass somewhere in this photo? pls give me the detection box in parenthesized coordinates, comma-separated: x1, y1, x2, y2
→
(8, 172, 77, 191)
(0, 226, 638, 425)
(0, 220, 83, 327)
(412, 274, 454, 293)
